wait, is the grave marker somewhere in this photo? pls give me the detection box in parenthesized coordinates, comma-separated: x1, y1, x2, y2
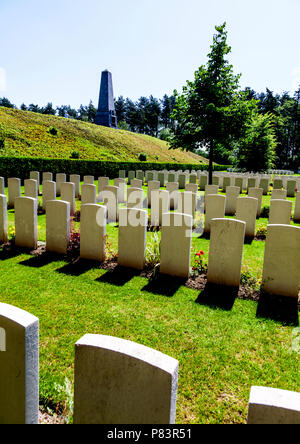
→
(0, 303, 39, 424)
(269, 199, 292, 225)
(61, 182, 76, 215)
(160, 213, 192, 278)
(8, 178, 21, 208)
(127, 187, 144, 209)
(80, 205, 106, 262)
(236, 197, 258, 239)
(207, 219, 245, 288)
(118, 208, 147, 269)
(204, 194, 225, 234)
(261, 224, 300, 298)
(225, 186, 240, 216)
(74, 334, 179, 424)
(0, 194, 8, 243)
(248, 187, 263, 218)
(15, 197, 38, 249)
(81, 184, 96, 205)
(42, 181, 56, 211)
(46, 200, 70, 254)
(247, 386, 300, 425)
(103, 186, 119, 222)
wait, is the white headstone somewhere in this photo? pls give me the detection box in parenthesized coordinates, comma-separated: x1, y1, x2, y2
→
(74, 334, 179, 424)
(0, 303, 39, 424)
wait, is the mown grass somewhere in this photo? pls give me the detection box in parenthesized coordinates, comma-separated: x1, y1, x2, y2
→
(0, 182, 299, 424)
(0, 107, 208, 164)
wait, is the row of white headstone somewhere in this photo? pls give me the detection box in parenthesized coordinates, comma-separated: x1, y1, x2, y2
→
(118, 169, 300, 195)
(2, 169, 299, 201)
(0, 302, 299, 424)
(1, 192, 299, 300)
(1, 178, 300, 251)
(3, 172, 300, 224)
(204, 188, 300, 236)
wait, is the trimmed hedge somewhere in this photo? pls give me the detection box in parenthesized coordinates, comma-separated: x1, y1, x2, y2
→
(0, 156, 231, 181)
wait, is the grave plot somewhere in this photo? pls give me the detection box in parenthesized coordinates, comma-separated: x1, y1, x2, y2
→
(0, 171, 299, 424)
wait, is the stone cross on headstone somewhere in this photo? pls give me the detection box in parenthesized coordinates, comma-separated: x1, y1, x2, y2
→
(95, 70, 118, 129)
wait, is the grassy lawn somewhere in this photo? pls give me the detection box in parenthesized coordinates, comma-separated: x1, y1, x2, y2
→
(0, 181, 299, 424)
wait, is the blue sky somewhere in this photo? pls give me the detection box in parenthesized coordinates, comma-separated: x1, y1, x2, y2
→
(1, 0, 300, 108)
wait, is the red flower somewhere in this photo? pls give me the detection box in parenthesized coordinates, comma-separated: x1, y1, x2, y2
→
(200, 250, 205, 255)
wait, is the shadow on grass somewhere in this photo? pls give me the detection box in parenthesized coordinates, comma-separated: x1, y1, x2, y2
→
(195, 282, 238, 311)
(0, 246, 22, 261)
(200, 232, 210, 240)
(142, 274, 185, 297)
(95, 265, 139, 287)
(244, 236, 254, 245)
(57, 259, 100, 277)
(19, 252, 62, 268)
(256, 291, 299, 327)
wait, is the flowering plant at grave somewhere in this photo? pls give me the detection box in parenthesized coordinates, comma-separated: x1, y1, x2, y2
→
(67, 219, 80, 256)
(104, 235, 117, 260)
(8, 226, 15, 243)
(255, 225, 268, 240)
(67, 229, 80, 255)
(191, 250, 207, 277)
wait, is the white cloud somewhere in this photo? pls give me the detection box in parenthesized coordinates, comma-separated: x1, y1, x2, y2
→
(0, 68, 6, 92)
(291, 67, 300, 93)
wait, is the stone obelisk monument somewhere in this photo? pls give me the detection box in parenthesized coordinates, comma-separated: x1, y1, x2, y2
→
(95, 70, 118, 129)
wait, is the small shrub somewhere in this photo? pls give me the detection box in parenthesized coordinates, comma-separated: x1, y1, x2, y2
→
(191, 250, 207, 277)
(48, 126, 58, 136)
(138, 153, 147, 162)
(53, 377, 73, 424)
(256, 226, 268, 240)
(240, 266, 261, 290)
(67, 226, 80, 256)
(146, 232, 161, 267)
(105, 235, 117, 260)
(70, 150, 80, 159)
(8, 226, 15, 242)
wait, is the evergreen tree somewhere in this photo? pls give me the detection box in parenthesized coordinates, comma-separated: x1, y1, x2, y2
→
(136, 97, 149, 134)
(28, 104, 41, 113)
(0, 97, 15, 108)
(42, 102, 56, 115)
(125, 98, 139, 132)
(115, 96, 127, 123)
(146, 95, 161, 137)
(87, 100, 96, 123)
